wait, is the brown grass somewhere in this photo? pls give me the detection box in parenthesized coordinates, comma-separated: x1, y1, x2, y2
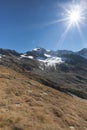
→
(0, 66, 87, 130)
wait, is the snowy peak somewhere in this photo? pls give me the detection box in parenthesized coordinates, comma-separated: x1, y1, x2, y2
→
(23, 48, 74, 60)
(20, 48, 66, 69)
(20, 47, 87, 70)
(32, 47, 47, 52)
(31, 48, 67, 68)
(20, 47, 52, 61)
(0, 47, 87, 72)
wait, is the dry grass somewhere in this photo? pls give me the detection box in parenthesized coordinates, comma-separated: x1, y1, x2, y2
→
(0, 66, 87, 130)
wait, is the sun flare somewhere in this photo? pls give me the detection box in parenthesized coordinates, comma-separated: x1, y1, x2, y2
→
(66, 5, 84, 26)
(55, 3, 86, 48)
(69, 10, 81, 24)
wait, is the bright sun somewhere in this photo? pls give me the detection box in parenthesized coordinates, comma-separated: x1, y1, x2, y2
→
(69, 10, 81, 24)
(53, 3, 86, 48)
(66, 5, 84, 26)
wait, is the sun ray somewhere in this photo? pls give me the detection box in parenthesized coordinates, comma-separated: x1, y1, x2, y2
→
(67, 5, 84, 26)
(57, 23, 72, 49)
(56, 3, 86, 48)
(76, 22, 86, 46)
(44, 18, 69, 27)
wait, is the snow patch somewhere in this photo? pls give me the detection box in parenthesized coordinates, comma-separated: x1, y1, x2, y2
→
(0, 54, 4, 58)
(0, 54, 6, 61)
(44, 54, 51, 58)
(28, 56, 34, 59)
(20, 54, 26, 58)
(38, 56, 64, 69)
(44, 57, 64, 68)
(33, 48, 40, 51)
(20, 54, 33, 59)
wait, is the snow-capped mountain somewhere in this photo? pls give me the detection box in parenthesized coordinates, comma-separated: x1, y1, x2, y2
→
(0, 47, 87, 71)
(20, 47, 73, 60)
(20, 47, 87, 70)
(20, 48, 66, 69)
(21, 47, 74, 57)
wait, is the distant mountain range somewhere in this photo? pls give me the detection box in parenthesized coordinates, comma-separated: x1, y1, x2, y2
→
(20, 47, 87, 60)
(0, 47, 87, 99)
(20, 47, 87, 69)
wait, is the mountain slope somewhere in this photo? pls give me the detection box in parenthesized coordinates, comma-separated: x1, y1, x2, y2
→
(0, 66, 87, 130)
(0, 48, 87, 100)
(0, 48, 87, 129)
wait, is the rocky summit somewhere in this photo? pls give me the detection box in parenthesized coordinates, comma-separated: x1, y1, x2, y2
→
(0, 48, 87, 130)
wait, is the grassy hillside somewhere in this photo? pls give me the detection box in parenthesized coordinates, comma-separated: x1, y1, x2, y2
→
(0, 66, 87, 130)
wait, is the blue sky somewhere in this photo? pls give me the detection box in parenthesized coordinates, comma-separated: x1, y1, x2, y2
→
(0, 0, 87, 52)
